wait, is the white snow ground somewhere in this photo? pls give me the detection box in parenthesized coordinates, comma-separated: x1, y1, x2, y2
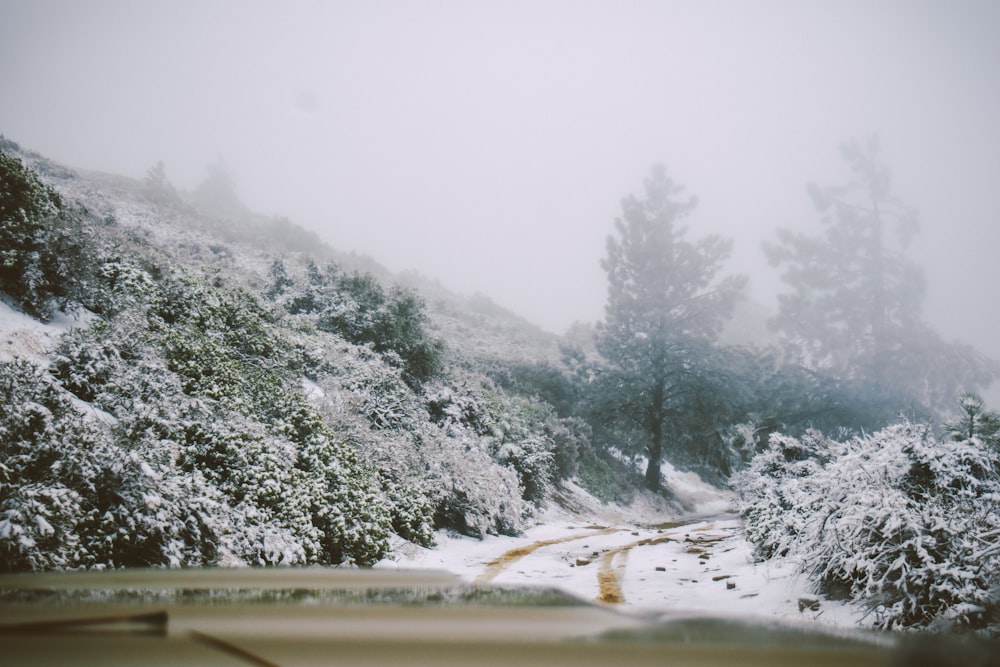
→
(0, 298, 93, 364)
(378, 464, 866, 633)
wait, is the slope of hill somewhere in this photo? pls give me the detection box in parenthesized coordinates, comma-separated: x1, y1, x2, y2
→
(0, 138, 664, 572)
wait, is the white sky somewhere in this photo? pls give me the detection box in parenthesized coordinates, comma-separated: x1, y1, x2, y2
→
(2, 1, 999, 359)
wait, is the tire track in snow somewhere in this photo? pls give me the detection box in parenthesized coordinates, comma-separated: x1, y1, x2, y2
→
(595, 519, 732, 605)
(473, 527, 623, 585)
(596, 533, 678, 604)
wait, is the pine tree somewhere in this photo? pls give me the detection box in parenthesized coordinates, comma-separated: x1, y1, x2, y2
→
(945, 392, 1000, 449)
(765, 137, 923, 387)
(596, 165, 745, 490)
(765, 138, 997, 413)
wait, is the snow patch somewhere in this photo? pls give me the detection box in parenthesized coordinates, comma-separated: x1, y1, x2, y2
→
(301, 376, 325, 400)
(661, 459, 734, 516)
(0, 298, 97, 364)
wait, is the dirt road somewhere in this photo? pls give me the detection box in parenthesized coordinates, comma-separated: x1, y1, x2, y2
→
(471, 516, 741, 608)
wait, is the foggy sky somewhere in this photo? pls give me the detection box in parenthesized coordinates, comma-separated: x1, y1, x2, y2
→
(2, 1, 999, 363)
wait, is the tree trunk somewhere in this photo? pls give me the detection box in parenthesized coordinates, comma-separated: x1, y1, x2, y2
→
(644, 379, 665, 491)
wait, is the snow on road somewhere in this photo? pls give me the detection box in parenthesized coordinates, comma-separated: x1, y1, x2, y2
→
(379, 475, 864, 634)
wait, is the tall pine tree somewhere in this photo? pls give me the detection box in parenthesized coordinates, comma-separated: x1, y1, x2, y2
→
(765, 138, 996, 415)
(596, 165, 745, 490)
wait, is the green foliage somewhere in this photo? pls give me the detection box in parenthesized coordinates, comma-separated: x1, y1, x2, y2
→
(575, 451, 640, 504)
(487, 360, 580, 419)
(0, 149, 94, 319)
(945, 393, 1000, 449)
(715, 346, 918, 462)
(1, 147, 584, 572)
(268, 259, 443, 387)
(487, 395, 557, 503)
(0, 360, 232, 571)
(43, 265, 398, 567)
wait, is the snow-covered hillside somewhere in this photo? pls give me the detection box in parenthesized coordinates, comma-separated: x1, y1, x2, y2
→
(0, 139, 646, 572)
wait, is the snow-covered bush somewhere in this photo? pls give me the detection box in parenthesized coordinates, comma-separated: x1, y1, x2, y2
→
(0, 360, 94, 570)
(734, 421, 1000, 635)
(423, 428, 529, 537)
(78, 449, 232, 569)
(32, 265, 399, 567)
(267, 259, 443, 386)
(91, 258, 158, 317)
(486, 394, 557, 503)
(50, 319, 131, 402)
(425, 382, 560, 504)
(310, 347, 528, 539)
(731, 429, 831, 560)
(3, 150, 586, 570)
(0, 359, 236, 570)
(0, 149, 95, 319)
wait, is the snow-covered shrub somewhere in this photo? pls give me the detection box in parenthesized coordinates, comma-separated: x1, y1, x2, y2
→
(0, 360, 93, 571)
(548, 416, 590, 481)
(735, 421, 1000, 635)
(330, 344, 419, 431)
(311, 349, 527, 539)
(0, 149, 95, 319)
(267, 259, 442, 387)
(425, 382, 559, 504)
(90, 258, 157, 317)
(292, 431, 392, 566)
(341, 428, 437, 547)
(731, 429, 831, 560)
(78, 449, 231, 568)
(381, 475, 436, 547)
(487, 395, 557, 503)
(422, 425, 529, 537)
(425, 383, 489, 434)
(45, 266, 398, 567)
(0, 481, 84, 571)
(50, 319, 129, 402)
(0, 359, 236, 570)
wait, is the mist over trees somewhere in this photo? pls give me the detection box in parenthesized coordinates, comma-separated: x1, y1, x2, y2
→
(558, 142, 999, 492)
(764, 138, 998, 417)
(0, 142, 573, 570)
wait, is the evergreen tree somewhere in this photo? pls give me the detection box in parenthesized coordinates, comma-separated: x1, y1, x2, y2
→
(192, 157, 244, 215)
(143, 160, 180, 206)
(596, 165, 745, 490)
(765, 138, 997, 414)
(765, 137, 922, 386)
(945, 393, 1000, 449)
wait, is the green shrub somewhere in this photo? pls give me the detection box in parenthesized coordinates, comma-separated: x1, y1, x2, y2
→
(0, 150, 94, 318)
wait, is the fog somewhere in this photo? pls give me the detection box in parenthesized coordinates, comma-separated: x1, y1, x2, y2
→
(2, 0, 999, 359)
